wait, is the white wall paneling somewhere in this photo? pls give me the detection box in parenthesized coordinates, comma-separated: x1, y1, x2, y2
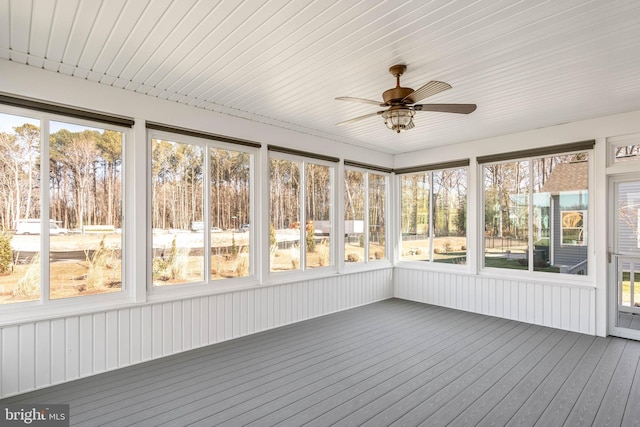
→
(394, 267, 595, 335)
(0, 269, 392, 398)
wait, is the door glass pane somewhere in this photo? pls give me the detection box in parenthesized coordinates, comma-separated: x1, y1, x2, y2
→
(616, 182, 640, 329)
(614, 145, 640, 163)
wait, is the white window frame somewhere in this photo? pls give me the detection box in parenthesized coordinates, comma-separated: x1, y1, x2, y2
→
(608, 133, 640, 165)
(560, 210, 587, 246)
(343, 166, 390, 267)
(147, 129, 258, 298)
(268, 151, 337, 278)
(480, 152, 591, 278)
(398, 166, 468, 267)
(0, 105, 132, 317)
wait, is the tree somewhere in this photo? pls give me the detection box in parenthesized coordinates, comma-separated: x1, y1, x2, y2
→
(0, 131, 22, 229)
(344, 170, 364, 222)
(0, 124, 41, 229)
(52, 130, 100, 229)
(270, 159, 300, 229)
(97, 130, 123, 227)
(0, 231, 12, 274)
(151, 139, 177, 229)
(13, 124, 40, 222)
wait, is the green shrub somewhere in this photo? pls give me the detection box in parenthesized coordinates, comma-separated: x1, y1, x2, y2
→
(270, 224, 276, 247)
(0, 231, 13, 274)
(306, 228, 316, 253)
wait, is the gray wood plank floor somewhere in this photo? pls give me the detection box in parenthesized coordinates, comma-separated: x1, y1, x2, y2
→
(619, 313, 640, 331)
(2, 298, 640, 427)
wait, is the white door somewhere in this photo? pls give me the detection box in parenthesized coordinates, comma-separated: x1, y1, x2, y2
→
(609, 178, 640, 340)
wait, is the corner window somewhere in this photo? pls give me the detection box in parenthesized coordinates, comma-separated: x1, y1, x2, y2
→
(269, 155, 334, 272)
(150, 134, 253, 286)
(482, 152, 589, 275)
(0, 111, 126, 304)
(400, 166, 467, 264)
(344, 169, 388, 264)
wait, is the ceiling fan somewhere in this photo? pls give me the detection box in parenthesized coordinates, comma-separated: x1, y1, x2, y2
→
(336, 64, 476, 133)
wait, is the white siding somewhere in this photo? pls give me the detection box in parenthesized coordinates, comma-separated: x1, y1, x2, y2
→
(394, 267, 595, 335)
(0, 269, 392, 398)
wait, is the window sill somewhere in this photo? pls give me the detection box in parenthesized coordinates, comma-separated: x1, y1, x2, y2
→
(395, 259, 472, 273)
(342, 260, 393, 274)
(146, 277, 261, 303)
(395, 262, 596, 288)
(0, 292, 137, 327)
(478, 267, 595, 288)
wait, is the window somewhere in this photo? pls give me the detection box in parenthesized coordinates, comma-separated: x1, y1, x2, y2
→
(150, 134, 253, 286)
(561, 210, 586, 246)
(0, 111, 127, 304)
(344, 168, 388, 264)
(482, 151, 589, 274)
(609, 134, 640, 163)
(614, 145, 640, 162)
(400, 166, 467, 264)
(269, 154, 334, 272)
(368, 173, 387, 261)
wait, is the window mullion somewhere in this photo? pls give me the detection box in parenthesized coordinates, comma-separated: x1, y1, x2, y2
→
(429, 171, 435, 262)
(299, 160, 307, 269)
(41, 118, 51, 303)
(528, 158, 534, 272)
(364, 172, 370, 262)
(203, 145, 211, 283)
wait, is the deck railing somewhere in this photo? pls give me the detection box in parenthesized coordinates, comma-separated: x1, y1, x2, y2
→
(617, 255, 640, 315)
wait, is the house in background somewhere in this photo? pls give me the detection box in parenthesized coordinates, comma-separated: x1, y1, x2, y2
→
(540, 161, 589, 275)
(1, 0, 640, 402)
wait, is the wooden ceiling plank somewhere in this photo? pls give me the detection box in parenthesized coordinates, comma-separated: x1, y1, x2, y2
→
(76, 0, 127, 72)
(61, 0, 102, 67)
(118, 0, 199, 82)
(105, 0, 174, 79)
(8, 0, 32, 55)
(129, 0, 218, 85)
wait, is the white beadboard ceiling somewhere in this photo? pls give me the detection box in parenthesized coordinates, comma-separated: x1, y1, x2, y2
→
(1, 0, 640, 154)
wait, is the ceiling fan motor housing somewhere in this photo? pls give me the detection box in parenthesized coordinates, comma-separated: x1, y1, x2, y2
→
(382, 87, 414, 104)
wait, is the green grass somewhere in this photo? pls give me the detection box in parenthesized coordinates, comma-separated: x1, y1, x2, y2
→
(432, 251, 466, 264)
(484, 257, 527, 270)
(484, 257, 560, 273)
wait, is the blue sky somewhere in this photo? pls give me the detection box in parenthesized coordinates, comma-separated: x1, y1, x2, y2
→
(0, 112, 105, 134)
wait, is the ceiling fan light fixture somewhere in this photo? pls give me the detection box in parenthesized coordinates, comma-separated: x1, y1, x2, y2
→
(382, 108, 415, 133)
